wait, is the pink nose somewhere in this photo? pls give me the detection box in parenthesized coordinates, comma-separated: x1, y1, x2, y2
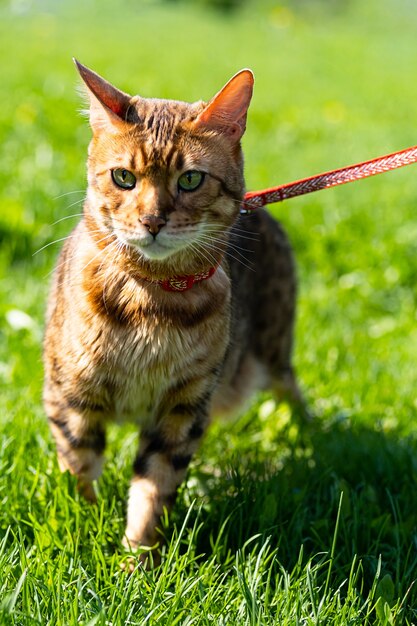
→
(140, 215, 167, 236)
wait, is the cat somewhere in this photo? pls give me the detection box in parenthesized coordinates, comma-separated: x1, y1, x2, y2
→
(43, 60, 303, 562)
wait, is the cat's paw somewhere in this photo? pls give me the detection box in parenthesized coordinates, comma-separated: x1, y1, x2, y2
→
(121, 536, 160, 571)
(78, 480, 97, 503)
(120, 550, 160, 573)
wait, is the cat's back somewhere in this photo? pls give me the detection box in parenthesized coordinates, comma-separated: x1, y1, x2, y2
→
(212, 209, 297, 416)
(228, 209, 296, 324)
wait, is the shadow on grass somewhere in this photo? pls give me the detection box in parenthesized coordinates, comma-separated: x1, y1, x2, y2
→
(173, 414, 417, 602)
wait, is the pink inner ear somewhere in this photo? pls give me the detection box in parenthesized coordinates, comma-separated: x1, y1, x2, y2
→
(74, 59, 131, 120)
(103, 94, 126, 118)
(196, 69, 254, 136)
(86, 78, 130, 119)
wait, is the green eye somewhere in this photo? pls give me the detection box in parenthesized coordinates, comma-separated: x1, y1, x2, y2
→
(111, 168, 136, 190)
(178, 170, 205, 192)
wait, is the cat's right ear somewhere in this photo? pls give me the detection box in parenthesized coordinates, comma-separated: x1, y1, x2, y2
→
(74, 59, 133, 133)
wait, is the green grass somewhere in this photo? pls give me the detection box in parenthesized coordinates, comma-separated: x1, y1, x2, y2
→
(1, 0, 417, 623)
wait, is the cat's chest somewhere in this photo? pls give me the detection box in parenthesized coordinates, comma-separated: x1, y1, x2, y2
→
(91, 305, 220, 424)
(104, 322, 194, 423)
(78, 266, 231, 423)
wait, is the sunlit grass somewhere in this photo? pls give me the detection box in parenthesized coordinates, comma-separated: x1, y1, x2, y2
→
(1, 0, 417, 623)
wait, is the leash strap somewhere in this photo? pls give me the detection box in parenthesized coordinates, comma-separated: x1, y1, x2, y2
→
(241, 144, 417, 211)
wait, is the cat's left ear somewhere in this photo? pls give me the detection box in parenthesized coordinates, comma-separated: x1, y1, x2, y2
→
(74, 59, 133, 133)
(195, 69, 254, 142)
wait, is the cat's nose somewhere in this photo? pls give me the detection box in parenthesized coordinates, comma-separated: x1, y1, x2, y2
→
(140, 214, 167, 236)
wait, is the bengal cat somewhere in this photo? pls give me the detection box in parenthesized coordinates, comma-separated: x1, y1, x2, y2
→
(43, 60, 303, 562)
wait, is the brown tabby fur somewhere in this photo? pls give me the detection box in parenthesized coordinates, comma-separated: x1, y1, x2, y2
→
(43, 61, 303, 560)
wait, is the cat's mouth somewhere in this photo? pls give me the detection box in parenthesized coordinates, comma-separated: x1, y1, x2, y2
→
(135, 239, 179, 261)
(116, 230, 192, 261)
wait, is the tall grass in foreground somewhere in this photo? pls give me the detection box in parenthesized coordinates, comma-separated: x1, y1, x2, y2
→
(1, 0, 417, 623)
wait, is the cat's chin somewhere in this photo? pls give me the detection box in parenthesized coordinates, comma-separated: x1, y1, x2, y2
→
(127, 239, 185, 262)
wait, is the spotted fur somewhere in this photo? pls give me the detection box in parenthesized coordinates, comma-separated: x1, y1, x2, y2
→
(43, 61, 303, 558)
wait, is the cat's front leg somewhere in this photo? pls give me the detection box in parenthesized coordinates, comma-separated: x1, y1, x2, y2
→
(46, 403, 106, 502)
(123, 401, 209, 555)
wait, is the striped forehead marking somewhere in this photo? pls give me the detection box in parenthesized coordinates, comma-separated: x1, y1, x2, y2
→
(129, 99, 203, 173)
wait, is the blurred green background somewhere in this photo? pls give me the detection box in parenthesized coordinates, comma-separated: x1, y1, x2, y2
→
(1, 0, 417, 621)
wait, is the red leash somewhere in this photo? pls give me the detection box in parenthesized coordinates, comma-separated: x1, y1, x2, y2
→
(241, 144, 417, 212)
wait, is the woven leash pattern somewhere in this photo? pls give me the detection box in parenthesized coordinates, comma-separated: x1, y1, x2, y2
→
(242, 144, 417, 211)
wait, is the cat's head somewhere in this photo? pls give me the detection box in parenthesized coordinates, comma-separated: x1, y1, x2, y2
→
(75, 60, 253, 273)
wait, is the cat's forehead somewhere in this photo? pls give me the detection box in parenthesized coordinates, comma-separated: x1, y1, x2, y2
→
(125, 96, 206, 168)
(132, 97, 203, 142)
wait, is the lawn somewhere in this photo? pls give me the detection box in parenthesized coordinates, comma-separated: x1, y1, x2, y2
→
(1, 0, 417, 623)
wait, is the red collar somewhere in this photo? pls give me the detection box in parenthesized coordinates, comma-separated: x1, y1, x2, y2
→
(142, 265, 218, 292)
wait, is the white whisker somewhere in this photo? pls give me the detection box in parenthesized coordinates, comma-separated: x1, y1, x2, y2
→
(44, 232, 115, 281)
(201, 223, 260, 241)
(56, 237, 118, 289)
(194, 234, 254, 272)
(33, 235, 73, 256)
(34, 229, 109, 257)
(54, 190, 85, 200)
(60, 197, 85, 212)
(50, 212, 84, 226)
(197, 233, 252, 257)
(188, 241, 219, 269)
